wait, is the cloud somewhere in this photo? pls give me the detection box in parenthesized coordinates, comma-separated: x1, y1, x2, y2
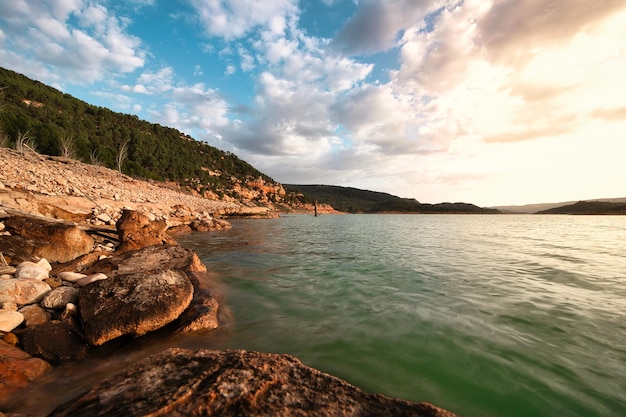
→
(332, 0, 444, 55)
(189, 0, 299, 40)
(0, 0, 146, 85)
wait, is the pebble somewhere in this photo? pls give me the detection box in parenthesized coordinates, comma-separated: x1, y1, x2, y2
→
(58, 271, 87, 283)
(18, 304, 51, 326)
(0, 266, 17, 275)
(77, 273, 108, 287)
(15, 262, 49, 280)
(41, 287, 80, 310)
(36, 258, 52, 272)
(0, 310, 24, 332)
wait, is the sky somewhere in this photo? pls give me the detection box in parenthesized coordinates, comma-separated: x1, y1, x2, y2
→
(1, 0, 625, 207)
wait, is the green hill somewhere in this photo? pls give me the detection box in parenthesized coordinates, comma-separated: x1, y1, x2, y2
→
(0, 67, 281, 204)
(285, 184, 499, 214)
(537, 201, 626, 215)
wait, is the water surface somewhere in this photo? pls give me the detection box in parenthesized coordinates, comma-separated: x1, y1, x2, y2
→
(180, 214, 626, 417)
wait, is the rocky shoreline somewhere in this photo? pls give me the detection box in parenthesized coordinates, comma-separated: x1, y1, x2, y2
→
(0, 149, 457, 417)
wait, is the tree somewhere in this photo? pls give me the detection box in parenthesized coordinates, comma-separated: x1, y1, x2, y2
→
(116, 138, 130, 173)
(58, 134, 77, 159)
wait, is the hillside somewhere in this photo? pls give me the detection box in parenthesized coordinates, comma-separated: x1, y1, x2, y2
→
(537, 201, 626, 215)
(493, 197, 626, 214)
(0, 67, 284, 208)
(285, 184, 499, 214)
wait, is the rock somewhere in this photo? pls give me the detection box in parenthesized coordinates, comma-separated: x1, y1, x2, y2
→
(36, 258, 52, 272)
(41, 287, 80, 310)
(0, 265, 16, 275)
(84, 245, 219, 334)
(79, 270, 194, 346)
(14, 262, 49, 280)
(0, 310, 24, 332)
(2, 215, 94, 263)
(1, 294, 17, 310)
(0, 278, 51, 306)
(57, 271, 87, 283)
(0, 340, 50, 407)
(46, 348, 459, 417)
(76, 273, 108, 287)
(61, 303, 77, 320)
(18, 304, 51, 326)
(116, 210, 176, 252)
(43, 277, 63, 289)
(3, 332, 18, 346)
(20, 320, 88, 364)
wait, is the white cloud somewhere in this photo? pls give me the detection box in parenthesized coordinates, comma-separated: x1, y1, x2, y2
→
(0, 0, 145, 84)
(189, 0, 299, 40)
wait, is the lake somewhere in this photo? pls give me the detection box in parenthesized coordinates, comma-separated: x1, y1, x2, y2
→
(178, 214, 626, 417)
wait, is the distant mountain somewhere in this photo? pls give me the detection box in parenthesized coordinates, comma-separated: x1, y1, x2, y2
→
(537, 200, 626, 215)
(493, 197, 626, 214)
(284, 184, 499, 214)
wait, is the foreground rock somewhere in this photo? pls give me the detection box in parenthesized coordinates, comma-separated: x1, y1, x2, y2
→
(79, 269, 194, 346)
(0, 340, 51, 406)
(84, 244, 220, 335)
(47, 348, 458, 417)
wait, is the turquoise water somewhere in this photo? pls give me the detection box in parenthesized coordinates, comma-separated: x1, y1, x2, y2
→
(177, 214, 626, 417)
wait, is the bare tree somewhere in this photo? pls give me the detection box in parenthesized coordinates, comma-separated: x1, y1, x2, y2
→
(0, 131, 8, 148)
(58, 134, 77, 159)
(15, 130, 37, 154)
(89, 148, 102, 166)
(116, 138, 130, 172)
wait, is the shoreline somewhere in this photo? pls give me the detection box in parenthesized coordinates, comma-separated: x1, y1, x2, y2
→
(0, 148, 458, 416)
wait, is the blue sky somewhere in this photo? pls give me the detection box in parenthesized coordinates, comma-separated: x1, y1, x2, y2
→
(1, 0, 626, 206)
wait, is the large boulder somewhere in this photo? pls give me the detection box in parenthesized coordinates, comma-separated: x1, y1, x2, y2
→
(2, 215, 94, 263)
(116, 210, 176, 252)
(84, 244, 220, 334)
(0, 340, 50, 407)
(79, 270, 194, 346)
(47, 348, 459, 417)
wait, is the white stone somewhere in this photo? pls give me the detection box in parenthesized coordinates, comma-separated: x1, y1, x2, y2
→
(77, 273, 108, 287)
(0, 310, 24, 332)
(36, 258, 52, 272)
(0, 222, 4, 231)
(99, 255, 108, 260)
(15, 262, 49, 280)
(58, 271, 87, 283)
(96, 213, 112, 223)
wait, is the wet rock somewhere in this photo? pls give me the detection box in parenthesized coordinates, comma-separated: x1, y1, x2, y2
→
(79, 270, 193, 346)
(20, 320, 88, 364)
(0, 340, 50, 406)
(18, 304, 51, 326)
(0, 278, 51, 306)
(3, 215, 94, 263)
(41, 287, 80, 310)
(116, 210, 176, 252)
(47, 348, 459, 417)
(0, 310, 24, 332)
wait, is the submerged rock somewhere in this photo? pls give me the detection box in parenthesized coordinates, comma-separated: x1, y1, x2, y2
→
(79, 269, 193, 346)
(47, 348, 459, 417)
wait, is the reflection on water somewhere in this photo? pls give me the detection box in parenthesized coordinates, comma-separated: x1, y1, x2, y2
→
(8, 214, 626, 417)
